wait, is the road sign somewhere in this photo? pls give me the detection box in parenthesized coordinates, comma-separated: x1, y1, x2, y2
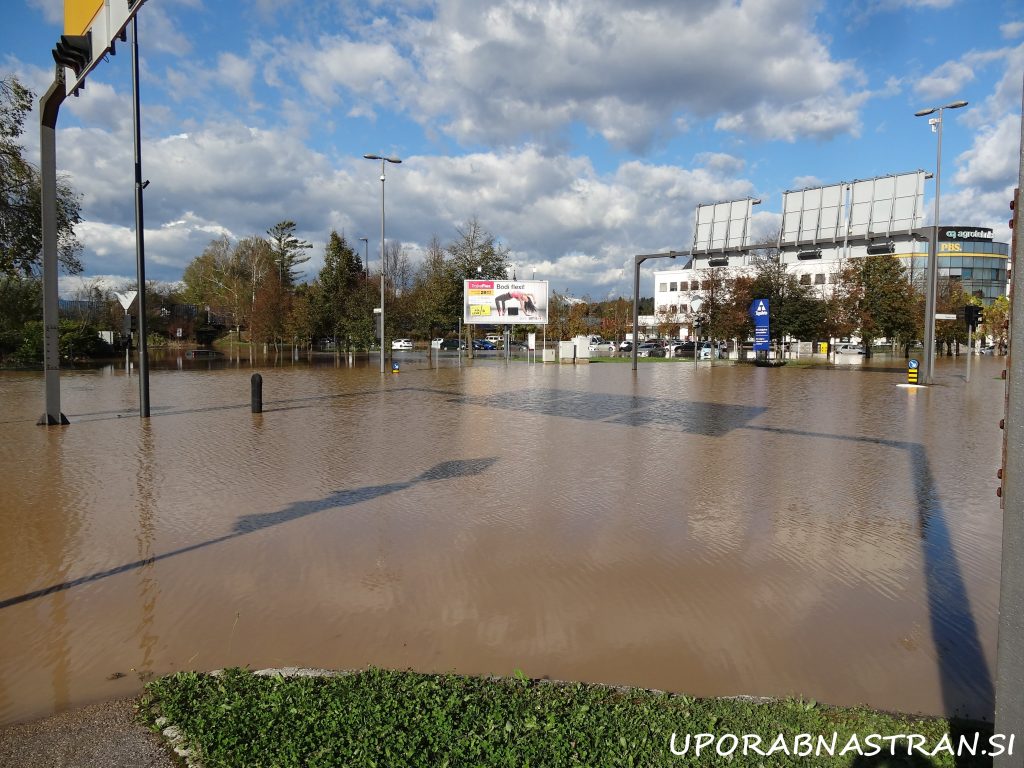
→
(114, 290, 137, 310)
(57, 0, 146, 95)
(935, 313, 958, 320)
(908, 358, 919, 384)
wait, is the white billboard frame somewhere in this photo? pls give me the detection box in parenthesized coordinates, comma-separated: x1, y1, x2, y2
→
(463, 279, 549, 325)
(779, 170, 926, 247)
(692, 198, 758, 253)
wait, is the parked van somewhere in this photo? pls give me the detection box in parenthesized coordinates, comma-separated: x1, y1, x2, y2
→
(485, 333, 503, 346)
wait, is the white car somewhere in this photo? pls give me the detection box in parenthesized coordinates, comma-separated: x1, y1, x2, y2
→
(589, 340, 615, 353)
(391, 338, 413, 350)
(835, 343, 865, 355)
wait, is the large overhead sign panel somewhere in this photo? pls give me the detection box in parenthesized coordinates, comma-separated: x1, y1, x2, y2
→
(693, 198, 757, 253)
(56, 0, 144, 95)
(463, 279, 549, 325)
(779, 171, 926, 247)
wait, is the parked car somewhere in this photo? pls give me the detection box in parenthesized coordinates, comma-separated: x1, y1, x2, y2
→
(636, 343, 666, 358)
(392, 338, 414, 350)
(835, 343, 865, 355)
(507, 340, 529, 351)
(472, 339, 497, 350)
(439, 338, 466, 350)
(669, 341, 694, 357)
(588, 340, 616, 353)
(619, 341, 634, 352)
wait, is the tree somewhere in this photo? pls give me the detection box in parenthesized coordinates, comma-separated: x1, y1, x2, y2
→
(1, 76, 82, 276)
(409, 236, 460, 341)
(447, 217, 510, 279)
(314, 230, 364, 348)
(981, 295, 1009, 353)
(846, 253, 917, 353)
(266, 220, 311, 288)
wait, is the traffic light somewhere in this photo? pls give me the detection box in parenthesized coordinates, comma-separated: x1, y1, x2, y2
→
(964, 304, 982, 329)
(52, 33, 92, 80)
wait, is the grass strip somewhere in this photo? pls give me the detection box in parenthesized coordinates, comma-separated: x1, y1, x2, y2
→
(141, 668, 995, 767)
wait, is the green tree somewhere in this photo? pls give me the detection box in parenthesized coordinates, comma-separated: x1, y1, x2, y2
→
(267, 220, 312, 288)
(846, 253, 917, 354)
(315, 230, 364, 349)
(1, 76, 82, 276)
(409, 236, 460, 342)
(447, 218, 510, 280)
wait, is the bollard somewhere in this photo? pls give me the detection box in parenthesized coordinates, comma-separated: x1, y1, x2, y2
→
(251, 373, 263, 413)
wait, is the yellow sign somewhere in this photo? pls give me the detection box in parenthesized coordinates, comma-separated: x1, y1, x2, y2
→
(467, 289, 493, 296)
(469, 305, 491, 316)
(65, 0, 104, 36)
(818, 342, 828, 354)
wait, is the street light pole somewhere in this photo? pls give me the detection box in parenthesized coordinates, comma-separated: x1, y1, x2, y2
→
(632, 251, 685, 371)
(915, 99, 967, 385)
(364, 154, 401, 374)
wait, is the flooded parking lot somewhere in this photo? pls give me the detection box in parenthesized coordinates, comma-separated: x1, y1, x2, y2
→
(0, 352, 1006, 725)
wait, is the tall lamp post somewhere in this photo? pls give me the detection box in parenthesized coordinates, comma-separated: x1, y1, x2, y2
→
(363, 154, 401, 374)
(914, 99, 967, 385)
(632, 251, 685, 371)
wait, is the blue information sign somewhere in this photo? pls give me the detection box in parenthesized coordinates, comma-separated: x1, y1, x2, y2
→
(750, 299, 770, 351)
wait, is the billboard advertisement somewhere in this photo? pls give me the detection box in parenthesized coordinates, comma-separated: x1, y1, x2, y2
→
(779, 171, 926, 246)
(463, 279, 549, 325)
(693, 198, 757, 253)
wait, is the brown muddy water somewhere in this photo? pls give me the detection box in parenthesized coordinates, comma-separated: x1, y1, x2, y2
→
(0, 351, 1006, 726)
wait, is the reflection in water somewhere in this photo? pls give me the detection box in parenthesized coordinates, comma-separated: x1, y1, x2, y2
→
(0, 355, 1005, 726)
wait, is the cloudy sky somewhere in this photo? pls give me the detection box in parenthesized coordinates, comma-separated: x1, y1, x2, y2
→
(3, 0, 1022, 299)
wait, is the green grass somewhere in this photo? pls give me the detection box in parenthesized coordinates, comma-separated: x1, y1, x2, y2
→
(141, 668, 996, 767)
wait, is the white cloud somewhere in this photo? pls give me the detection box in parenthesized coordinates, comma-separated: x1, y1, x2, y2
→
(953, 115, 1020, 192)
(27, 0, 62, 25)
(275, 0, 866, 150)
(915, 60, 976, 101)
(1001, 21, 1024, 39)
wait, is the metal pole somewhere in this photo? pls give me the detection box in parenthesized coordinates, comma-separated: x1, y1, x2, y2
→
(632, 256, 641, 371)
(922, 113, 943, 385)
(379, 159, 386, 375)
(632, 251, 685, 371)
(131, 15, 150, 417)
(994, 78, 1024, 768)
(966, 318, 972, 383)
(37, 70, 68, 426)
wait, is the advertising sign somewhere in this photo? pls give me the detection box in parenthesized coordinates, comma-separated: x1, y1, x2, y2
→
(463, 279, 549, 325)
(693, 198, 757, 253)
(750, 298, 770, 351)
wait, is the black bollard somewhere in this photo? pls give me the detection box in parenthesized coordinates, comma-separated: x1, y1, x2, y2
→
(251, 373, 263, 413)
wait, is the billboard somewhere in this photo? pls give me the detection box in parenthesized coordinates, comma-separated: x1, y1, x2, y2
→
(779, 171, 926, 246)
(463, 279, 549, 325)
(59, 0, 145, 95)
(693, 198, 757, 253)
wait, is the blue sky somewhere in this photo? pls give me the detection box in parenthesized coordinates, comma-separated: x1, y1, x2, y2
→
(3, 0, 1022, 299)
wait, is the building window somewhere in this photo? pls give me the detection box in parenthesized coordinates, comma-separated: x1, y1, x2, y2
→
(659, 283, 667, 292)
(691, 281, 700, 290)
(799, 274, 811, 285)
(669, 304, 677, 314)
(814, 273, 825, 285)
(670, 282, 678, 291)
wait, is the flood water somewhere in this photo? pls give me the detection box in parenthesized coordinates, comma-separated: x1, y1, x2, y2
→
(0, 351, 1006, 726)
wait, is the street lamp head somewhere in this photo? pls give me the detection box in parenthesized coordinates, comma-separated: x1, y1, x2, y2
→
(915, 100, 967, 117)
(363, 153, 382, 160)
(384, 157, 402, 164)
